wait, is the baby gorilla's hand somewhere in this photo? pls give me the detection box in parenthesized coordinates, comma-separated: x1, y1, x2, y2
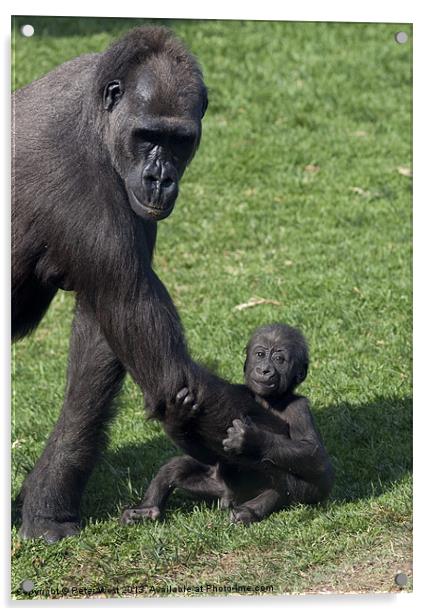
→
(166, 386, 200, 421)
(222, 418, 255, 455)
(223, 418, 262, 456)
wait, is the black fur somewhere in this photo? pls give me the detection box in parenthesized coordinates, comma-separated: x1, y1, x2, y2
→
(121, 324, 335, 525)
(12, 27, 265, 542)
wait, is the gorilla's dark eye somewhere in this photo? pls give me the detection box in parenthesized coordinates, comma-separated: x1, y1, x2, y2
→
(173, 133, 196, 151)
(274, 355, 285, 364)
(256, 351, 265, 358)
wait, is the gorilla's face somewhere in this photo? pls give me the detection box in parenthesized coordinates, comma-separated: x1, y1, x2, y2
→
(103, 58, 207, 221)
(244, 325, 309, 399)
(245, 337, 292, 397)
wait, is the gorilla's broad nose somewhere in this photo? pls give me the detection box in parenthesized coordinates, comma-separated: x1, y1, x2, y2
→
(142, 160, 160, 188)
(142, 160, 178, 203)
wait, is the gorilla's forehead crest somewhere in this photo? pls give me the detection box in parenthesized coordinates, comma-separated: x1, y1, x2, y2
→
(134, 58, 203, 118)
(95, 26, 205, 115)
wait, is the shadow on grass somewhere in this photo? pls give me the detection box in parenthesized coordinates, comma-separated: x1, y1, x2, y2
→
(318, 396, 412, 502)
(85, 394, 412, 521)
(11, 395, 412, 529)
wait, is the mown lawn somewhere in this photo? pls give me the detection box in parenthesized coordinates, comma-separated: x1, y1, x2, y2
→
(11, 16, 412, 598)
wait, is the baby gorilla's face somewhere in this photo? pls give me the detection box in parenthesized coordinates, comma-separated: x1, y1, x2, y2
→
(244, 336, 291, 398)
(243, 324, 309, 399)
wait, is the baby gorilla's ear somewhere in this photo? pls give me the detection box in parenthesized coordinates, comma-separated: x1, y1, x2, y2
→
(243, 346, 249, 374)
(295, 362, 309, 385)
(243, 359, 248, 374)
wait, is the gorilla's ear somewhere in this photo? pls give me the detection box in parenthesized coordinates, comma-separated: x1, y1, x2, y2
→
(243, 349, 249, 374)
(201, 90, 208, 118)
(295, 362, 309, 385)
(103, 80, 124, 111)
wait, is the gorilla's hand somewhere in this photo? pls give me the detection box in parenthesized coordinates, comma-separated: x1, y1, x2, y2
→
(165, 386, 200, 422)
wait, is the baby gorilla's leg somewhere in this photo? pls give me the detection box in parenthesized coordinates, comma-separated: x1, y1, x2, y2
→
(121, 455, 228, 524)
(285, 472, 332, 505)
(230, 488, 282, 525)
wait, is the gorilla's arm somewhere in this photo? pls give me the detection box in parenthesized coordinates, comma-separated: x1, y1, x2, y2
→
(223, 398, 334, 484)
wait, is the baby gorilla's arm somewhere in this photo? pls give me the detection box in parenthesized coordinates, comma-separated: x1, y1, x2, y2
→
(170, 387, 295, 465)
(223, 399, 333, 485)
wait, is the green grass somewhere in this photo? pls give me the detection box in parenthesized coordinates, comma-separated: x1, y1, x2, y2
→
(11, 17, 412, 598)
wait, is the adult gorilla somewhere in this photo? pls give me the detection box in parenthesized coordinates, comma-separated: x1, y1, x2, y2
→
(12, 27, 263, 542)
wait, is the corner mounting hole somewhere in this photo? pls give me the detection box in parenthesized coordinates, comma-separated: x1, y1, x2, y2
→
(395, 31, 408, 44)
(395, 572, 408, 587)
(20, 24, 35, 38)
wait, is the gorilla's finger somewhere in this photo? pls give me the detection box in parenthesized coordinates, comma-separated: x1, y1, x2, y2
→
(176, 387, 189, 402)
(183, 393, 195, 406)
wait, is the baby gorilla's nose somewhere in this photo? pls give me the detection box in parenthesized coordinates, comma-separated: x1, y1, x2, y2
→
(256, 365, 274, 377)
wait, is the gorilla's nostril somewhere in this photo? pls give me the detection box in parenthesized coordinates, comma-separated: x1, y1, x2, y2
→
(144, 174, 158, 185)
(161, 177, 174, 189)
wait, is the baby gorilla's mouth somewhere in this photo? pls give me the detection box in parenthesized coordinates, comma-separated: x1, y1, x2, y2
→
(252, 378, 277, 390)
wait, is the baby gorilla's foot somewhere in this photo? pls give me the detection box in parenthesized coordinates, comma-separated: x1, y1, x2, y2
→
(120, 505, 161, 524)
(229, 505, 259, 525)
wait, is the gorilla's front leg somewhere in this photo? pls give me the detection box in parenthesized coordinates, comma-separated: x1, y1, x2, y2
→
(19, 299, 125, 543)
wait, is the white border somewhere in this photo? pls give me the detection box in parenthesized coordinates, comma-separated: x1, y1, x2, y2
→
(2, 1, 430, 614)
(0, 0, 419, 22)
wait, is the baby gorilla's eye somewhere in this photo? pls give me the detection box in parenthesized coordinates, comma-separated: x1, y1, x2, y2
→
(274, 355, 285, 363)
(256, 351, 265, 358)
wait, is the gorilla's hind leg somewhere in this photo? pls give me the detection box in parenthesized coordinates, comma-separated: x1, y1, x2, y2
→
(19, 299, 125, 543)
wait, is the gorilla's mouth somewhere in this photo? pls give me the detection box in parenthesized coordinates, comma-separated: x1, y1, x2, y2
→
(252, 378, 277, 390)
(128, 189, 175, 221)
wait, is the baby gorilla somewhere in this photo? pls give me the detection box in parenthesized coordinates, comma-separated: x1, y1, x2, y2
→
(121, 324, 334, 525)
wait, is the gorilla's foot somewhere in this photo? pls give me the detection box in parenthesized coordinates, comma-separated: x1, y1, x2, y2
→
(19, 517, 80, 543)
